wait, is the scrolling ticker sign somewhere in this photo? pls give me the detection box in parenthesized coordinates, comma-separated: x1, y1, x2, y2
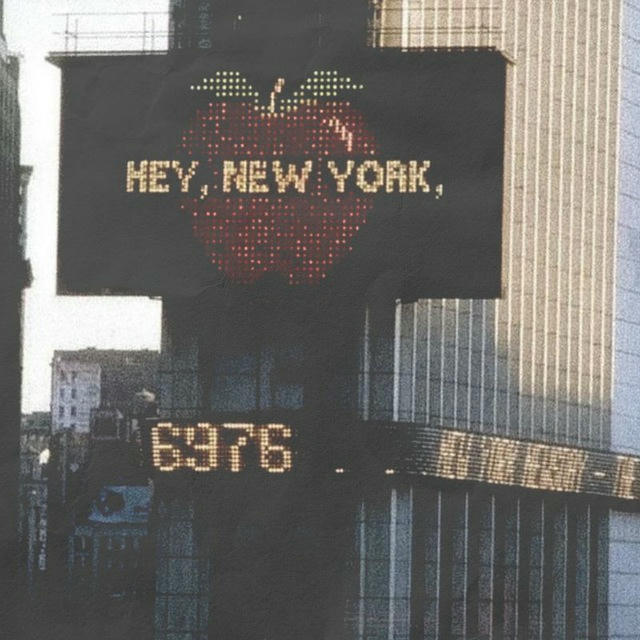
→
(146, 420, 640, 504)
(53, 48, 505, 299)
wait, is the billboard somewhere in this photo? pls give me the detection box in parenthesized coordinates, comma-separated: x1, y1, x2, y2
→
(88, 485, 152, 524)
(54, 49, 505, 299)
(151, 422, 293, 473)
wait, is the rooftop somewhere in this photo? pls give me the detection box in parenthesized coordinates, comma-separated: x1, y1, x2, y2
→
(21, 411, 51, 431)
(53, 348, 159, 363)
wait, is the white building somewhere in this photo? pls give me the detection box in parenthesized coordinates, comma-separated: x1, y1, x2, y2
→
(50, 349, 159, 433)
(50, 354, 101, 433)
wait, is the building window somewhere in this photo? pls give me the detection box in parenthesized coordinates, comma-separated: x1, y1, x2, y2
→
(71, 388, 77, 399)
(71, 535, 93, 583)
(70, 406, 77, 417)
(59, 388, 65, 400)
(71, 371, 77, 382)
(58, 406, 64, 418)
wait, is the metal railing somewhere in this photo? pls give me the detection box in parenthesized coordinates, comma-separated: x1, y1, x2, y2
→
(369, 5, 504, 48)
(51, 7, 504, 56)
(52, 11, 170, 55)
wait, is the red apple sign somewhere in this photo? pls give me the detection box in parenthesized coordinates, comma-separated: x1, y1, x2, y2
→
(179, 71, 378, 285)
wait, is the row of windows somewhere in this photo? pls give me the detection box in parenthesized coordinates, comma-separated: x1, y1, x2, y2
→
(70, 533, 146, 598)
(73, 533, 142, 554)
(58, 370, 79, 383)
(59, 387, 77, 400)
(58, 405, 77, 418)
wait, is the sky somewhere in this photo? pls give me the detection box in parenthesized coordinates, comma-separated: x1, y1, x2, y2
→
(5, 0, 169, 412)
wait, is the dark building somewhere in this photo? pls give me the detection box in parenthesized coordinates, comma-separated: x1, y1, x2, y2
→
(69, 485, 152, 603)
(46, 347, 159, 575)
(44, 352, 159, 639)
(168, 0, 371, 51)
(18, 412, 50, 593)
(0, 0, 30, 623)
(45, 421, 154, 639)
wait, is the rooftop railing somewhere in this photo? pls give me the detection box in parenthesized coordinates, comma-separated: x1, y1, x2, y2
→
(50, 6, 503, 57)
(51, 11, 170, 56)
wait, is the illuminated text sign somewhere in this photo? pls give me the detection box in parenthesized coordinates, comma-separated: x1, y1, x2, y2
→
(151, 422, 293, 473)
(53, 50, 505, 297)
(148, 419, 640, 502)
(347, 423, 640, 502)
(125, 159, 441, 197)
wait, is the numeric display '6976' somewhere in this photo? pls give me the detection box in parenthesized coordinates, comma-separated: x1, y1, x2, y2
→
(151, 422, 293, 473)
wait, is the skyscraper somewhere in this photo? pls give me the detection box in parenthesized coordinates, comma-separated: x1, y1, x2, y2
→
(0, 0, 28, 621)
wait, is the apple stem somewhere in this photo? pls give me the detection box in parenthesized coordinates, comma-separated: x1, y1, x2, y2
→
(326, 117, 354, 152)
(269, 78, 285, 114)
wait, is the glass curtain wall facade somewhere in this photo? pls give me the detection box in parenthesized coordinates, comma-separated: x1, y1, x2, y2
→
(154, 2, 640, 639)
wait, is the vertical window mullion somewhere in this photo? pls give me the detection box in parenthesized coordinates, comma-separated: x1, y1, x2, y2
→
(517, 497, 532, 638)
(566, 502, 577, 640)
(410, 486, 427, 640)
(438, 491, 455, 639)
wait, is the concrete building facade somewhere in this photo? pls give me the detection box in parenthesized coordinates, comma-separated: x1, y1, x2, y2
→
(51, 357, 101, 433)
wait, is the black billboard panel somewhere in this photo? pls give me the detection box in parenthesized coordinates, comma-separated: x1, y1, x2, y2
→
(54, 49, 505, 299)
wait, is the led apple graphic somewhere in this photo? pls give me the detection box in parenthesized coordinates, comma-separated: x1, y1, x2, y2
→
(179, 71, 378, 285)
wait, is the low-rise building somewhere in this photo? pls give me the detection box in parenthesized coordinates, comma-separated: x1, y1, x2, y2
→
(69, 484, 152, 599)
(51, 349, 159, 433)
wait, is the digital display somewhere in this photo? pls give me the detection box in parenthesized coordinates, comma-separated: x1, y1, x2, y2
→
(53, 49, 505, 297)
(148, 420, 640, 502)
(151, 422, 293, 473)
(343, 423, 640, 502)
